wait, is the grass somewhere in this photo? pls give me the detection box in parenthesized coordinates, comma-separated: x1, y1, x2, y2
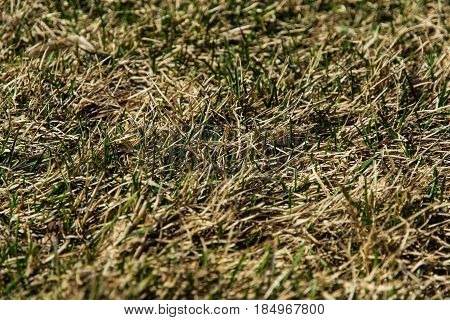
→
(0, 0, 448, 299)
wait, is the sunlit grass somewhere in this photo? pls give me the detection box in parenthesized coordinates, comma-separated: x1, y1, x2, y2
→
(0, 0, 448, 299)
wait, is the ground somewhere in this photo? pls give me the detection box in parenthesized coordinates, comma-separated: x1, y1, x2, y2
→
(0, 0, 449, 299)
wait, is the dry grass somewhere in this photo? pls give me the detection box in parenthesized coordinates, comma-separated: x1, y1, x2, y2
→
(0, 0, 449, 299)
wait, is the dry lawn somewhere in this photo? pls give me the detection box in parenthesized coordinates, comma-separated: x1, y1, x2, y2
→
(0, 0, 449, 299)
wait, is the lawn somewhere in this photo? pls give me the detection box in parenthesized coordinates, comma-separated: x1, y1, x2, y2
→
(0, 0, 448, 299)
